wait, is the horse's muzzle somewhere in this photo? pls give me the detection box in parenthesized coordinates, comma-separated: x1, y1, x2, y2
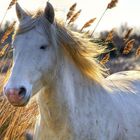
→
(4, 87, 30, 107)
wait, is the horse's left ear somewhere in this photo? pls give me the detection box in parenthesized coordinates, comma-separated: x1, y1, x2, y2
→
(44, 2, 55, 24)
(16, 3, 29, 21)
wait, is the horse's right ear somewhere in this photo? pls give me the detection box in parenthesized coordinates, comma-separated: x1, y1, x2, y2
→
(16, 3, 29, 21)
(44, 2, 55, 24)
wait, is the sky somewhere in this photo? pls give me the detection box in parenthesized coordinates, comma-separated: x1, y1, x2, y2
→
(0, 0, 140, 33)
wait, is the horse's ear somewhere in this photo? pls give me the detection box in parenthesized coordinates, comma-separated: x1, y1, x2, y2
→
(44, 2, 55, 24)
(16, 3, 29, 21)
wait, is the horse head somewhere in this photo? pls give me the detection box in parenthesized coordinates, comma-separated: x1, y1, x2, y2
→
(4, 2, 58, 107)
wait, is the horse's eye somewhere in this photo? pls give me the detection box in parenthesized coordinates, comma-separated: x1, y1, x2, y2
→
(40, 45, 47, 50)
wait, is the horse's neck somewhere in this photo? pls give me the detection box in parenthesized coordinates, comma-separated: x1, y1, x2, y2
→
(36, 52, 108, 139)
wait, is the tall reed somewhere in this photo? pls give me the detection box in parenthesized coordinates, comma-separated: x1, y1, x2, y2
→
(91, 0, 118, 36)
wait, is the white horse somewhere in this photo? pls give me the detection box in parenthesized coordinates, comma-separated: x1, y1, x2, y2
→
(4, 2, 140, 140)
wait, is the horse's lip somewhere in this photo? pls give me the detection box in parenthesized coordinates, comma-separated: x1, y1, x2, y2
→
(8, 95, 30, 107)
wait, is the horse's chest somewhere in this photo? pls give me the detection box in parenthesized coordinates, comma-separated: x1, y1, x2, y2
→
(34, 116, 73, 140)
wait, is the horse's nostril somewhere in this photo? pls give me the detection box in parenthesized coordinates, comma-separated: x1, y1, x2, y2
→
(19, 87, 26, 97)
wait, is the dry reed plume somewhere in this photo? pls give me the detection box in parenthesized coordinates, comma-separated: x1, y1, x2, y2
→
(105, 29, 115, 42)
(107, 0, 118, 9)
(124, 28, 133, 40)
(136, 46, 140, 58)
(68, 9, 81, 24)
(100, 53, 110, 64)
(123, 39, 135, 54)
(80, 18, 96, 32)
(66, 3, 77, 21)
(123, 28, 133, 44)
